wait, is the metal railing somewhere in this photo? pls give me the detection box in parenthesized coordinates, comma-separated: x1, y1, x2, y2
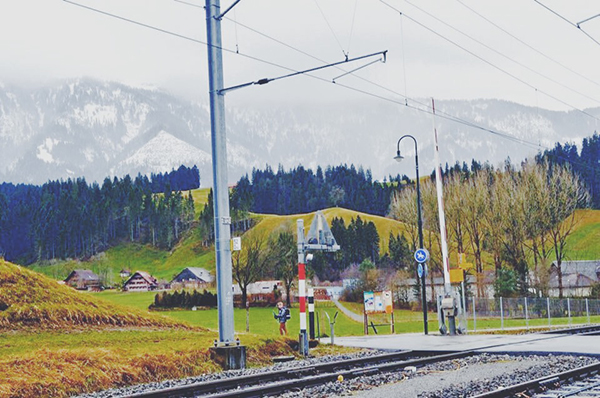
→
(466, 297, 600, 331)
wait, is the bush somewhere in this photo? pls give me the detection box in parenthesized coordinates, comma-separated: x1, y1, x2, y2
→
(150, 290, 217, 309)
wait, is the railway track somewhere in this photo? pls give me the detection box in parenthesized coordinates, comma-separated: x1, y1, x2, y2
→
(127, 349, 471, 398)
(124, 325, 600, 398)
(471, 362, 600, 398)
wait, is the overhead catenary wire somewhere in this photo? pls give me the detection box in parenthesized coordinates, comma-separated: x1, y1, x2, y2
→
(313, 0, 347, 59)
(346, 0, 359, 57)
(65, 0, 581, 165)
(400, 0, 600, 108)
(380, 0, 600, 123)
(533, 0, 600, 47)
(454, 0, 600, 89)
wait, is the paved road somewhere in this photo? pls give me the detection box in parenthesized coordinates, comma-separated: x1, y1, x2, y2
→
(335, 331, 600, 355)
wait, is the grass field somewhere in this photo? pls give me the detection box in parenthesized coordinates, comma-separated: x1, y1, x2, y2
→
(0, 259, 299, 398)
(92, 290, 600, 337)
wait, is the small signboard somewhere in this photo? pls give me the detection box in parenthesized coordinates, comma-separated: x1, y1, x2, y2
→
(231, 237, 242, 251)
(364, 290, 393, 315)
(414, 248, 429, 264)
(363, 291, 375, 313)
(383, 290, 393, 314)
(449, 268, 464, 283)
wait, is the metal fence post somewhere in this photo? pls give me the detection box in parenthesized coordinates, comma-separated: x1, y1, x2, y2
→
(547, 297, 551, 327)
(472, 296, 476, 332)
(500, 297, 504, 330)
(567, 297, 571, 327)
(525, 297, 529, 330)
(586, 298, 590, 324)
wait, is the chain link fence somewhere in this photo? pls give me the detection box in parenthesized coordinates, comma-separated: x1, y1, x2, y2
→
(466, 297, 600, 331)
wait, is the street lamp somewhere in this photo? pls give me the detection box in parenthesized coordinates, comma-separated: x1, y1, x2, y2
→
(395, 135, 428, 335)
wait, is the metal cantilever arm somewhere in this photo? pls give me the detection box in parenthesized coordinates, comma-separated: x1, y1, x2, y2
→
(219, 50, 388, 94)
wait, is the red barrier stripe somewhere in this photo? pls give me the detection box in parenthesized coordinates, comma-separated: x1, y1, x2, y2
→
(299, 296, 306, 312)
(298, 263, 305, 280)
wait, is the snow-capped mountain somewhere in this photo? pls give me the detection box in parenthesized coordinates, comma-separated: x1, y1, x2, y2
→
(0, 79, 598, 186)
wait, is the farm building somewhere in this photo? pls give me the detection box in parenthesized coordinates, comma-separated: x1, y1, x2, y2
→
(171, 267, 214, 288)
(233, 280, 284, 305)
(64, 269, 102, 291)
(123, 271, 158, 291)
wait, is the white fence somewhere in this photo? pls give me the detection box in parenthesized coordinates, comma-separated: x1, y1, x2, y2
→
(466, 297, 600, 331)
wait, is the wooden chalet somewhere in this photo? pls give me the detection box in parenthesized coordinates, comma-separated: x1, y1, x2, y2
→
(123, 271, 158, 291)
(64, 269, 102, 291)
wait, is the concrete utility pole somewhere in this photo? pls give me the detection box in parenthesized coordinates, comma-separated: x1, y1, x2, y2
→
(206, 0, 244, 368)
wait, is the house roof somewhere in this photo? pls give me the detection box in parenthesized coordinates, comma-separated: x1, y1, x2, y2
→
(125, 271, 157, 286)
(65, 269, 100, 282)
(186, 267, 214, 282)
(552, 260, 600, 281)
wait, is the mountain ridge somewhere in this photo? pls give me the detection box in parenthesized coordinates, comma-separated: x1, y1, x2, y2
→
(1, 78, 598, 185)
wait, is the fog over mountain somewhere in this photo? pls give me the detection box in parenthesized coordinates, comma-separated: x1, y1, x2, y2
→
(1, 79, 598, 186)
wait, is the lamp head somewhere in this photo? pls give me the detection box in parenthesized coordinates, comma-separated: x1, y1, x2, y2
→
(394, 150, 404, 162)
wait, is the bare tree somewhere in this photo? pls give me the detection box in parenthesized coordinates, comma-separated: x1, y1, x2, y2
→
(389, 188, 419, 251)
(545, 163, 590, 297)
(460, 171, 490, 297)
(232, 230, 272, 331)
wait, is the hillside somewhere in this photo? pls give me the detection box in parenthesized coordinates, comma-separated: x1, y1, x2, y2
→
(30, 206, 408, 282)
(28, 207, 600, 284)
(3, 79, 600, 186)
(564, 209, 600, 261)
(0, 259, 185, 331)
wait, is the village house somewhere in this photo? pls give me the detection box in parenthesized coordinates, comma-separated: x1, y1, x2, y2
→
(233, 280, 283, 305)
(170, 267, 214, 289)
(64, 269, 102, 291)
(549, 260, 600, 297)
(123, 271, 158, 292)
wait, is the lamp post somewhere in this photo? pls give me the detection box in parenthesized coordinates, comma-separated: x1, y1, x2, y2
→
(395, 135, 428, 335)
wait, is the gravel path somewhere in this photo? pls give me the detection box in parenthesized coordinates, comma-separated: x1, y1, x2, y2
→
(74, 350, 384, 398)
(332, 298, 363, 323)
(76, 352, 600, 398)
(313, 354, 599, 398)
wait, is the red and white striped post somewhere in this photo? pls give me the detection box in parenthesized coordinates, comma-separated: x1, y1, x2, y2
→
(297, 219, 309, 356)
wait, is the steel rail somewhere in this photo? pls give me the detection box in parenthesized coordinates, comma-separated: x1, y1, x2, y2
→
(471, 362, 600, 398)
(126, 349, 470, 398)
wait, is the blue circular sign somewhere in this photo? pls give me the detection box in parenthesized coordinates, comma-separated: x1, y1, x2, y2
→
(417, 263, 424, 278)
(414, 248, 429, 264)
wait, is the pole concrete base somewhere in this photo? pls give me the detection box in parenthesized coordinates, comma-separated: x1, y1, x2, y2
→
(448, 315, 457, 336)
(210, 345, 246, 370)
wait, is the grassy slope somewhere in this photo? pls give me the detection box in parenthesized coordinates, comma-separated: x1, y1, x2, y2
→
(564, 209, 600, 260)
(30, 204, 408, 281)
(0, 259, 183, 331)
(0, 258, 297, 398)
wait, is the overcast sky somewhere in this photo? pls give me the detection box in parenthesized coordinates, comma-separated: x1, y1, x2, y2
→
(2, 0, 600, 112)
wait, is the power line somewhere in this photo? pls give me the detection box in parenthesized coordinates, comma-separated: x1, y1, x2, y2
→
(380, 0, 600, 123)
(65, 0, 577, 162)
(347, 0, 359, 57)
(312, 0, 347, 58)
(533, 0, 600, 47)
(454, 0, 600, 89)
(219, 12, 557, 151)
(401, 0, 600, 107)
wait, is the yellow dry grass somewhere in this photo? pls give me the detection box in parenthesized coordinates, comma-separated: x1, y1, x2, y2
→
(0, 259, 184, 331)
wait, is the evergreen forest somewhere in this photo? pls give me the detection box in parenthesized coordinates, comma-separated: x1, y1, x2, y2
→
(0, 166, 200, 264)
